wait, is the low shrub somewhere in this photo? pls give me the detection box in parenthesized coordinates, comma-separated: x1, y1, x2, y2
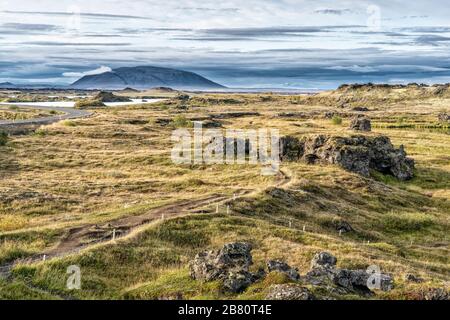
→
(0, 131, 8, 146)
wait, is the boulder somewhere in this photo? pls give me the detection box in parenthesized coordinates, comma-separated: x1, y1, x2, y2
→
(349, 116, 371, 131)
(222, 270, 255, 293)
(280, 136, 304, 161)
(421, 288, 449, 300)
(307, 252, 393, 293)
(333, 219, 353, 233)
(266, 284, 315, 300)
(310, 252, 337, 270)
(332, 269, 393, 292)
(352, 107, 369, 112)
(190, 242, 264, 293)
(437, 113, 450, 123)
(189, 242, 253, 282)
(266, 260, 300, 281)
(404, 273, 424, 283)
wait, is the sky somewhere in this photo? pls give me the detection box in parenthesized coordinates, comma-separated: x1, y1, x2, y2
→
(1, 0, 450, 89)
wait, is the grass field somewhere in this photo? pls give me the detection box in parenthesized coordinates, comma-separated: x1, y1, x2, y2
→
(0, 87, 448, 300)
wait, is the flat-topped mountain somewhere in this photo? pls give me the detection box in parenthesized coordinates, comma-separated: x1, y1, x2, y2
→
(0, 82, 16, 88)
(71, 66, 225, 90)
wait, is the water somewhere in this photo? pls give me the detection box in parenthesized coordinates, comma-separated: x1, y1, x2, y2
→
(0, 99, 165, 108)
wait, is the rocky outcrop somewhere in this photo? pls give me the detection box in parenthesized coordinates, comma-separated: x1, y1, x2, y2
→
(189, 242, 264, 293)
(310, 252, 337, 270)
(280, 134, 415, 180)
(307, 252, 393, 293)
(279, 136, 304, 161)
(190, 246, 396, 298)
(266, 260, 300, 281)
(349, 116, 371, 131)
(266, 284, 315, 300)
(93, 91, 131, 102)
(189, 242, 253, 282)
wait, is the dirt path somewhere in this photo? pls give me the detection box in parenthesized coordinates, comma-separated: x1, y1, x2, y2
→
(1, 168, 291, 273)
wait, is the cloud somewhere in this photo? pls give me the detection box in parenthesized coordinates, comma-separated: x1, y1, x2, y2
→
(4, 10, 153, 20)
(0, 22, 61, 34)
(62, 66, 112, 78)
(314, 8, 353, 15)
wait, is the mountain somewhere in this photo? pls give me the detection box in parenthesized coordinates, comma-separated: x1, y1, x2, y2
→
(71, 66, 225, 90)
(0, 82, 16, 88)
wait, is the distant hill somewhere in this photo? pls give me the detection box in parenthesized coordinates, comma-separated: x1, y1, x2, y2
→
(0, 82, 16, 88)
(71, 66, 225, 90)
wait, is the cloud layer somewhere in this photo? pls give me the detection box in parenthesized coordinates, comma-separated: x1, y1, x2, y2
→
(1, 0, 450, 88)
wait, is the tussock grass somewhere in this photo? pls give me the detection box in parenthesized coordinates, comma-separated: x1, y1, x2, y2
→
(0, 89, 449, 299)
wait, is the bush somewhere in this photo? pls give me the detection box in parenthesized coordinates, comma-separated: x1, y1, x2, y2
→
(61, 120, 77, 127)
(172, 115, 192, 128)
(331, 115, 343, 125)
(0, 131, 8, 146)
(74, 99, 106, 109)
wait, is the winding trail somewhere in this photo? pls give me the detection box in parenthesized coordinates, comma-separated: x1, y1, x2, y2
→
(0, 105, 92, 127)
(0, 169, 292, 280)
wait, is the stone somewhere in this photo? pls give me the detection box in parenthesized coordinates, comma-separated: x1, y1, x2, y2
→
(349, 116, 371, 131)
(331, 269, 393, 292)
(189, 242, 253, 282)
(437, 113, 450, 123)
(352, 106, 369, 112)
(304, 154, 319, 164)
(310, 252, 337, 270)
(333, 219, 353, 233)
(222, 270, 254, 293)
(266, 284, 315, 300)
(266, 260, 300, 281)
(307, 252, 393, 293)
(190, 242, 265, 293)
(404, 273, 424, 283)
(300, 134, 414, 180)
(422, 288, 449, 300)
(280, 136, 304, 161)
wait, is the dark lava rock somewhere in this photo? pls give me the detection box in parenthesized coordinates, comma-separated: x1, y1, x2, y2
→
(302, 135, 415, 180)
(190, 242, 263, 293)
(421, 288, 449, 300)
(189, 242, 253, 282)
(266, 284, 315, 300)
(437, 113, 450, 123)
(307, 252, 393, 293)
(349, 116, 371, 131)
(333, 219, 353, 233)
(222, 270, 255, 293)
(332, 269, 393, 292)
(310, 252, 337, 270)
(266, 260, 300, 281)
(155, 118, 173, 126)
(352, 106, 369, 112)
(280, 136, 304, 161)
(404, 273, 424, 283)
(93, 91, 131, 102)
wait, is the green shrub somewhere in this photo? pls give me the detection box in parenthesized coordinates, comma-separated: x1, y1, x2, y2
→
(172, 115, 192, 128)
(331, 115, 343, 125)
(34, 129, 47, 137)
(0, 131, 8, 146)
(61, 120, 77, 127)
